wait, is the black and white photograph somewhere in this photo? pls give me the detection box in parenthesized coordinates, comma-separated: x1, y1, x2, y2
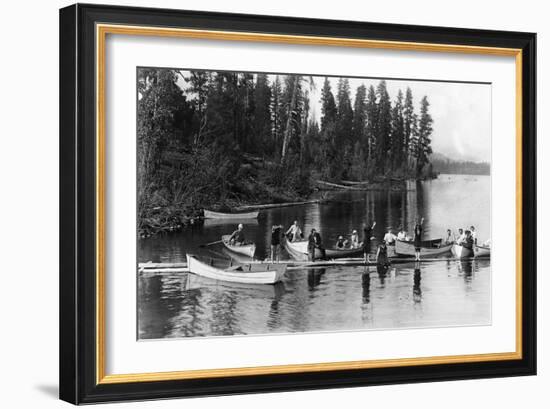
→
(136, 67, 492, 339)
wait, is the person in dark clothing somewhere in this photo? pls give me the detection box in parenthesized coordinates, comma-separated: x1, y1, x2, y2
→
(413, 217, 424, 261)
(270, 224, 283, 262)
(308, 229, 326, 261)
(229, 223, 246, 245)
(362, 220, 376, 262)
(376, 240, 390, 267)
(462, 230, 474, 250)
(336, 235, 347, 249)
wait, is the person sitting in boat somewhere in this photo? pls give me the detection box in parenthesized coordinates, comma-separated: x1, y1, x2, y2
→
(336, 235, 348, 249)
(376, 240, 390, 267)
(444, 229, 453, 244)
(470, 225, 477, 245)
(286, 220, 303, 242)
(308, 228, 326, 261)
(462, 230, 474, 250)
(413, 217, 424, 261)
(397, 227, 408, 241)
(350, 230, 360, 248)
(383, 227, 397, 246)
(456, 228, 465, 245)
(229, 224, 246, 245)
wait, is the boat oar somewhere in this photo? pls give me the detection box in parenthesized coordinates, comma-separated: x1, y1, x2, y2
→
(199, 239, 223, 248)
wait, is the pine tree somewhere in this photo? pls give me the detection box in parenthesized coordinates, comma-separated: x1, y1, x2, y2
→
(416, 96, 434, 176)
(403, 87, 415, 164)
(376, 80, 392, 172)
(365, 85, 378, 165)
(252, 73, 272, 154)
(270, 75, 284, 156)
(390, 89, 405, 169)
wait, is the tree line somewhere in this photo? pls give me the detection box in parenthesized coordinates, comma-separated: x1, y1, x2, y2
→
(137, 68, 435, 234)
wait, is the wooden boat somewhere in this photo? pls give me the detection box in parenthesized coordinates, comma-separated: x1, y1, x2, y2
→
(186, 255, 285, 285)
(452, 243, 491, 258)
(283, 239, 364, 261)
(222, 234, 256, 258)
(204, 209, 259, 219)
(451, 244, 474, 259)
(394, 239, 452, 257)
(203, 217, 259, 228)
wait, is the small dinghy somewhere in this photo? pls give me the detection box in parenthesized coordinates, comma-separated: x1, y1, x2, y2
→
(204, 209, 259, 219)
(186, 255, 285, 285)
(222, 234, 256, 258)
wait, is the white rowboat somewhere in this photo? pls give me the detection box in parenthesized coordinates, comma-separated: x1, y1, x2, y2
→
(395, 239, 453, 257)
(186, 255, 285, 284)
(222, 234, 256, 258)
(204, 209, 259, 219)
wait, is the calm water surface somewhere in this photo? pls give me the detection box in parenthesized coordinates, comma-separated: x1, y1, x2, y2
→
(138, 174, 491, 339)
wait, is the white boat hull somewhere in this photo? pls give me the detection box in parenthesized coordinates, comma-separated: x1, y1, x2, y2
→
(395, 239, 452, 257)
(204, 209, 259, 219)
(222, 235, 256, 258)
(186, 255, 285, 284)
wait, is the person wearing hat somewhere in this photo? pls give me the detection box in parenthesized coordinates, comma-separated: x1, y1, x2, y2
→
(270, 224, 283, 262)
(336, 235, 347, 249)
(229, 223, 246, 245)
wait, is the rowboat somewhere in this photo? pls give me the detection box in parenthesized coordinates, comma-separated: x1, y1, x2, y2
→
(283, 239, 364, 261)
(452, 244, 491, 258)
(186, 255, 285, 285)
(394, 239, 452, 257)
(203, 217, 259, 228)
(222, 234, 256, 258)
(204, 209, 259, 219)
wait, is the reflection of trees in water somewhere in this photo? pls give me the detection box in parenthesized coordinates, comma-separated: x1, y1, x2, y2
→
(138, 275, 196, 339)
(307, 268, 326, 291)
(266, 282, 286, 331)
(208, 290, 241, 336)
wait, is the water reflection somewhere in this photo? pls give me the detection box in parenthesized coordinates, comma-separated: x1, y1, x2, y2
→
(138, 175, 491, 339)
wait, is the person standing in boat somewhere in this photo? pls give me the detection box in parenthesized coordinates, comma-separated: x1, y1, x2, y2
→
(362, 220, 376, 262)
(286, 220, 303, 242)
(376, 240, 390, 267)
(229, 223, 246, 245)
(462, 230, 474, 250)
(470, 225, 478, 246)
(270, 224, 283, 262)
(444, 229, 453, 244)
(350, 230, 360, 248)
(413, 217, 424, 261)
(308, 228, 326, 261)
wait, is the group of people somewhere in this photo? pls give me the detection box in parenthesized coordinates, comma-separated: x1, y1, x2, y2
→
(444, 226, 478, 249)
(230, 217, 428, 263)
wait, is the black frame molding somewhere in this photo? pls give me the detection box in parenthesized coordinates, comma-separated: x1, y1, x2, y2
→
(60, 3, 536, 404)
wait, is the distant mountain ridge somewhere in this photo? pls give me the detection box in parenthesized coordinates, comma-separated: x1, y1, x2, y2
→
(430, 152, 490, 175)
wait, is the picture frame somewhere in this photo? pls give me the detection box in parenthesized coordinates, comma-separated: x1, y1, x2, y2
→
(59, 3, 536, 404)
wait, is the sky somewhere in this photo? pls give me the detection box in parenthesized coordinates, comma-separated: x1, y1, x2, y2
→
(175, 71, 491, 163)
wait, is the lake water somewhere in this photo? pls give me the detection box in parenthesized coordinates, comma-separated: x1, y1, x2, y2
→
(138, 174, 491, 339)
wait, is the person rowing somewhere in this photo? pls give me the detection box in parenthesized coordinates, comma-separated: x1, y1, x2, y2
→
(286, 220, 303, 242)
(229, 223, 246, 245)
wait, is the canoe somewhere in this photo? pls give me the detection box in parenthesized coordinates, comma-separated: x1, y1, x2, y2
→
(204, 209, 259, 219)
(453, 243, 491, 258)
(186, 255, 285, 285)
(283, 239, 364, 261)
(395, 239, 452, 257)
(203, 217, 259, 228)
(222, 234, 256, 258)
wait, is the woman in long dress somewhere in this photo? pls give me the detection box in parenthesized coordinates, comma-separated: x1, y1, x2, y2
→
(413, 217, 424, 261)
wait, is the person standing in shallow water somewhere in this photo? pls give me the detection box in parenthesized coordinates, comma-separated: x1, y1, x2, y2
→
(414, 217, 424, 261)
(363, 220, 376, 262)
(376, 240, 390, 267)
(307, 229, 326, 261)
(270, 224, 283, 262)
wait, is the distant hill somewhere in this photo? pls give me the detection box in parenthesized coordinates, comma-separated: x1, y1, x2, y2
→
(430, 152, 490, 175)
